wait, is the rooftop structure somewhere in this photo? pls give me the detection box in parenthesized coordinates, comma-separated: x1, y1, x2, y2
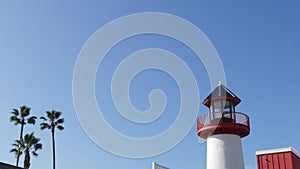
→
(256, 147, 300, 169)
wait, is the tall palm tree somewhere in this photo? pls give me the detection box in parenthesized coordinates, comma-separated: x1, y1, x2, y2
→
(22, 132, 42, 169)
(9, 105, 37, 167)
(40, 110, 64, 169)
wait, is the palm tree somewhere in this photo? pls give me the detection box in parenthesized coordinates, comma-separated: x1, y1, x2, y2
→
(9, 105, 37, 167)
(10, 139, 23, 162)
(10, 133, 42, 169)
(22, 132, 42, 169)
(40, 110, 64, 169)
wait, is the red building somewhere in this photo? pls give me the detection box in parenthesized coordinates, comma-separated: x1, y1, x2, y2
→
(256, 147, 300, 169)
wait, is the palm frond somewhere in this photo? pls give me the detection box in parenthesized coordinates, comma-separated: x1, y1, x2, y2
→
(10, 148, 18, 153)
(11, 143, 18, 147)
(46, 111, 53, 121)
(10, 109, 19, 116)
(11, 139, 24, 148)
(20, 105, 31, 117)
(40, 122, 51, 130)
(32, 151, 39, 157)
(27, 116, 37, 124)
(54, 111, 62, 119)
(10, 149, 23, 157)
(40, 116, 47, 121)
(9, 116, 21, 124)
(10, 139, 24, 157)
(56, 118, 64, 124)
(57, 125, 64, 131)
(34, 143, 43, 151)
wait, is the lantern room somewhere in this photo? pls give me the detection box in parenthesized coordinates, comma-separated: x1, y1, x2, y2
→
(203, 81, 241, 123)
(197, 82, 250, 139)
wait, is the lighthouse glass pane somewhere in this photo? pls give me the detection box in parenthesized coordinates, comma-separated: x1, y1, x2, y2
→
(224, 107, 230, 112)
(212, 100, 224, 112)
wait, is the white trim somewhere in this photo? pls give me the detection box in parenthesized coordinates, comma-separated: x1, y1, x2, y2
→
(256, 146, 300, 158)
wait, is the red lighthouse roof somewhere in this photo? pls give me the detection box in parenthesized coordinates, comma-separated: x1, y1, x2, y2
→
(202, 82, 241, 107)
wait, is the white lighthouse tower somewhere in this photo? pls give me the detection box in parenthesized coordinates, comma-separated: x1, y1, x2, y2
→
(197, 82, 250, 169)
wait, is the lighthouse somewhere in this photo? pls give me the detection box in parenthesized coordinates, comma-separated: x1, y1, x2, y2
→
(197, 82, 250, 169)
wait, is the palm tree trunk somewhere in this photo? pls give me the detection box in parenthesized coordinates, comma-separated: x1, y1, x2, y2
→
(52, 128, 56, 169)
(20, 121, 24, 140)
(16, 122, 24, 167)
(16, 148, 20, 167)
(24, 149, 30, 169)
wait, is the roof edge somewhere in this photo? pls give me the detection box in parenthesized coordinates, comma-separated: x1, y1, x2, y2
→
(256, 146, 300, 158)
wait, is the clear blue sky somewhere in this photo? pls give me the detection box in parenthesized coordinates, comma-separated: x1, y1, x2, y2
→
(1, 1, 300, 169)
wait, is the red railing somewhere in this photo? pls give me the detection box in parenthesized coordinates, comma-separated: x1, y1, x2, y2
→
(197, 112, 250, 129)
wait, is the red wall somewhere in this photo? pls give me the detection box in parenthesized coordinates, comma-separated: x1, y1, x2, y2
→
(257, 151, 300, 169)
(291, 152, 300, 169)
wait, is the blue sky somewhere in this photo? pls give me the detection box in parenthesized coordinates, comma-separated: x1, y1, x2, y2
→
(1, 1, 300, 169)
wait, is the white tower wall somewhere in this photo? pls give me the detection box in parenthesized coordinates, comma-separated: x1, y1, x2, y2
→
(207, 134, 245, 169)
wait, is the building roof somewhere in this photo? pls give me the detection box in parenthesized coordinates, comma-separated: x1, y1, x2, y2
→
(256, 146, 300, 158)
(0, 162, 23, 169)
(202, 82, 241, 107)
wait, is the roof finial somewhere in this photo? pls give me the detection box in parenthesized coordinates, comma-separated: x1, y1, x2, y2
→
(218, 81, 223, 86)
